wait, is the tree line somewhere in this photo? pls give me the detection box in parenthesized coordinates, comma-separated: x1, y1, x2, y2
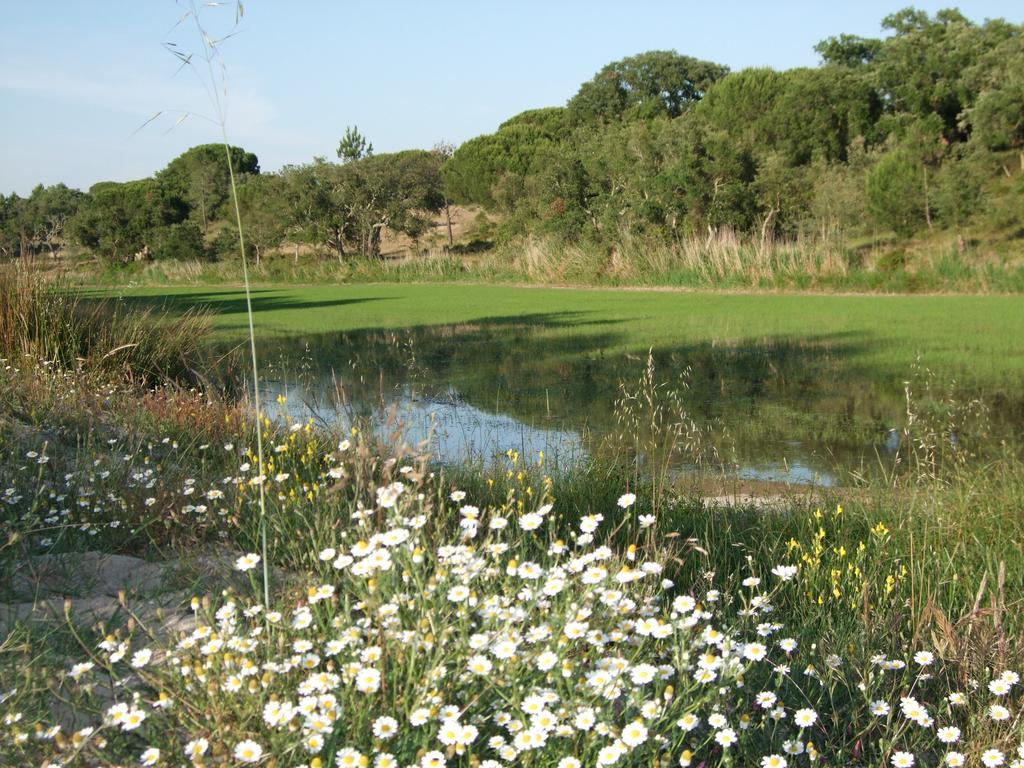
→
(2, 7, 1022, 265)
(0, 138, 448, 263)
(444, 8, 1023, 246)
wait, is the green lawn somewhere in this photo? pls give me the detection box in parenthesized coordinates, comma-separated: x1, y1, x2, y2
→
(112, 283, 1024, 387)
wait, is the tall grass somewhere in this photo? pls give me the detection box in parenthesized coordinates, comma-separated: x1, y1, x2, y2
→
(82, 227, 1024, 294)
(0, 265, 211, 385)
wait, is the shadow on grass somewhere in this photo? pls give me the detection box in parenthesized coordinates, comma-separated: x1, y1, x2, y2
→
(85, 288, 396, 317)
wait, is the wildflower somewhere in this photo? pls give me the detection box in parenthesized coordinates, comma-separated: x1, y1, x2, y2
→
(794, 708, 818, 728)
(69, 661, 94, 679)
(410, 708, 430, 726)
(621, 720, 648, 747)
(184, 738, 208, 759)
(122, 708, 146, 731)
(630, 664, 657, 685)
(372, 716, 398, 740)
(420, 752, 446, 768)
(234, 740, 263, 763)
(870, 701, 891, 716)
(520, 512, 543, 531)
(336, 748, 367, 767)
(597, 742, 625, 765)
(945, 753, 966, 767)
(744, 642, 768, 661)
(913, 651, 934, 666)
(772, 565, 798, 580)
(356, 667, 381, 693)
(891, 752, 915, 767)
(715, 728, 738, 748)
(982, 751, 1006, 768)
(989, 678, 1012, 696)
(990, 704, 1010, 721)
(783, 741, 805, 756)
(762, 757, 788, 768)
(447, 585, 470, 603)
(130, 648, 152, 668)
(618, 493, 636, 508)
(937, 726, 961, 744)
(139, 747, 160, 766)
(235, 552, 261, 571)
(376, 482, 405, 508)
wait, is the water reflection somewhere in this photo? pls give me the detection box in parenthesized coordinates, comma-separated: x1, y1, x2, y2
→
(264, 381, 587, 469)
(244, 319, 1014, 486)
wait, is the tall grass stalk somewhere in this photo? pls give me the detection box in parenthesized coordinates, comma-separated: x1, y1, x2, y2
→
(182, 0, 270, 607)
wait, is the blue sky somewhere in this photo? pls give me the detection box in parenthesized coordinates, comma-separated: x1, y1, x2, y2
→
(1, 1, 1021, 195)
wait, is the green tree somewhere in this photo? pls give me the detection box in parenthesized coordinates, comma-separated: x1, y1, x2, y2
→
(337, 125, 373, 163)
(814, 33, 883, 67)
(156, 144, 259, 233)
(279, 159, 354, 259)
(0, 185, 85, 259)
(933, 149, 986, 231)
(342, 150, 446, 257)
(0, 193, 24, 260)
(443, 108, 567, 206)
(567, 50, 728, 123)
(963, 36, 1024, 149)
(23, 183, 86, 256)
(865, 148, 926, 236)
(70, 180, 188, 262)
(873, 9, 1017, 139)
(693, 68, 786, 149)
(278, 151, 445, 259)
(233, 174, 289, 264)
(772, 67, 882, 164)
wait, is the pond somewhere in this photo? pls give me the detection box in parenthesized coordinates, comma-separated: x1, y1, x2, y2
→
(109, 284, 1024, 486)
(250, 319, 1016, 487)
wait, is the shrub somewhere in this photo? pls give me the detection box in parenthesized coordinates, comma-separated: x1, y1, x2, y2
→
(865, 149, 927, 237)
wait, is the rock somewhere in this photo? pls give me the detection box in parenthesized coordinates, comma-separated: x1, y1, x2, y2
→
(703, 494, 795, 509)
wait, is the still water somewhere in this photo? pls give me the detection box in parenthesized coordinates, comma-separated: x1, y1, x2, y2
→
(250, 321, 1012, 486)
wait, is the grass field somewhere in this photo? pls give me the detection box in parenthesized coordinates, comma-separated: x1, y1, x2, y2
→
(111, 282, 1024, 387)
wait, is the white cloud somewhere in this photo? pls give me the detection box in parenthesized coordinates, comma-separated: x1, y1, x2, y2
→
(0, 66, 275, 129)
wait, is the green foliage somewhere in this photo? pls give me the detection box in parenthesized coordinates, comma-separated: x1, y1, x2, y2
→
(155, 144, 259, 233)
(875, 9, 1018, 138)
(814, 33, 883, 67)
(0, 184, 85, 259)
(567, 50, 728, 123)
(280, 151, 445, 258)
(233, 173, 289, 260)
(443, 108, 567, 206)
(336, 125, 373, 163)
(70, 179, 188, 262)
(964, 36, 1024, 150)
(151, 221, 207, 261)
(865, 148, 926, 236)
(344, 150, 446, 255)
(933, 149, 987, 228)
